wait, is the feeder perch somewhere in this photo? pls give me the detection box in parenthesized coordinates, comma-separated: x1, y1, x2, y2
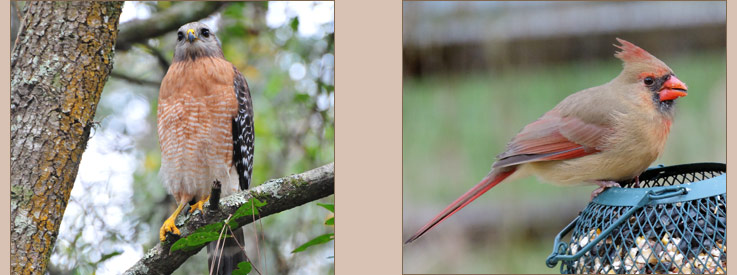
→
(546, 163, 726, 274)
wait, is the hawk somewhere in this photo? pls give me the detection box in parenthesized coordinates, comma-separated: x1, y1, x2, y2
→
(157, 22, 254, 273)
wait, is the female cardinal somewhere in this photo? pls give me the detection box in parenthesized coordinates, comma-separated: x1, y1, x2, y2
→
(405, 38, 688, 244)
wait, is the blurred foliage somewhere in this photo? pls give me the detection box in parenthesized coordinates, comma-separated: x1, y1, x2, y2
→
(403, 50, 725, 273)
(292, 203, 335, 254)
(49, 2, 334, 274)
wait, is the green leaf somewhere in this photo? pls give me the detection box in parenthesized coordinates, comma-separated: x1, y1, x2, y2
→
(324, 217, 334, 225)
(97, 251, 123, 263)
(290, 17, 300, 32)
(253, 198, 267, 208)
(231, 261, 252, 275)
(316, 203, 334, 213)
(291, 233, 334, 253)
(232, 198, 266, 220)
(170, 231, 231, 253)
(192, 222, 225, 235)
(190, 219, 237, 237)
(228, 220, 239, 229)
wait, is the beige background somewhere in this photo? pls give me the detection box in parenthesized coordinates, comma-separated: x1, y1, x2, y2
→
(1, 1, 734, 275)
(334, 0, 403, 274)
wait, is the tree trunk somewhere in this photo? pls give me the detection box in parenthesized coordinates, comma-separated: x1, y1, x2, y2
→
(10, 2, 123, 274)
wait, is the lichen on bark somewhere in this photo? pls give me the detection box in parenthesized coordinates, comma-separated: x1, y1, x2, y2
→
(10, 2, 123, 274)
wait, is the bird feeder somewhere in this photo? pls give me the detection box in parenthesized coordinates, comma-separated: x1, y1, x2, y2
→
(546, 163, 726, 274)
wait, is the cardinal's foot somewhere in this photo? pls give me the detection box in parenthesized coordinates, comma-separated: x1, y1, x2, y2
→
(189, 195, 211, 214)
(590, 181, 621, 200)
(634, 176, 641, 188)
(160, 217, 180, 241)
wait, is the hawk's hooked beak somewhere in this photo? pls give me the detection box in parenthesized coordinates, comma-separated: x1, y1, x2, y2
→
(187, 29, 197, 43)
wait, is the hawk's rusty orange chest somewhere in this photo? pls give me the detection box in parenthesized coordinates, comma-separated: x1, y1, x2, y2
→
(157, 57, 239, 201)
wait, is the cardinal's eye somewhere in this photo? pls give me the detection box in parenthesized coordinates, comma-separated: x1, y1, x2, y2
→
(643, 77, 654, 86)
(177, 32, 184, 41)
(201, 28, 210, 38)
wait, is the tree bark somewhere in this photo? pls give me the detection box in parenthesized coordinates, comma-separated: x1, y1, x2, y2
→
(124, 163, 335, 275)
(10, 2, 123, 274)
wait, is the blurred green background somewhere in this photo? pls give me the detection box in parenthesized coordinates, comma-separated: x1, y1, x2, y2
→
(402, 2, 725, 274)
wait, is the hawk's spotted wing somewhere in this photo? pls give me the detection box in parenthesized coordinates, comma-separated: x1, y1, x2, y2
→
(231, 66, 254, 190)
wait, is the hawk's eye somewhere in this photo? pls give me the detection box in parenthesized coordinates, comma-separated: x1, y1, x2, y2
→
(643, 77, 654, 86)
(177, 32, 184, 41)
(201, 28, 210, 38)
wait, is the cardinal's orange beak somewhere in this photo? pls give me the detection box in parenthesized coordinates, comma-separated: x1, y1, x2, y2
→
(659, 76, 688, 101)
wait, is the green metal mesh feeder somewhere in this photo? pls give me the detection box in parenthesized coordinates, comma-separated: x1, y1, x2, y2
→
(546, 163, 726, 274)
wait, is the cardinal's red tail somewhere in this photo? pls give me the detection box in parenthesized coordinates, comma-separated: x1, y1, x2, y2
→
(404, 169, 515, 244)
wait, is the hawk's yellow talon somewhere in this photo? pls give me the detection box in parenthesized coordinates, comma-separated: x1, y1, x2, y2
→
(159, 217, 180, 241)
(160, 202, 186, 242)
(189, 195, 210, 214)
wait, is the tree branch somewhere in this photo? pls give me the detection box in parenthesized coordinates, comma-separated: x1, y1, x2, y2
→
(109, 71, 161, 87)
(140, 43, 171, 72)
(116, 2, 226, 51)
(123, 163, 335, 275)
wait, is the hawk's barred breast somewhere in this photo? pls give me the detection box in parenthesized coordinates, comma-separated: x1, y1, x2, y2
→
(158, 57, 240, 202)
